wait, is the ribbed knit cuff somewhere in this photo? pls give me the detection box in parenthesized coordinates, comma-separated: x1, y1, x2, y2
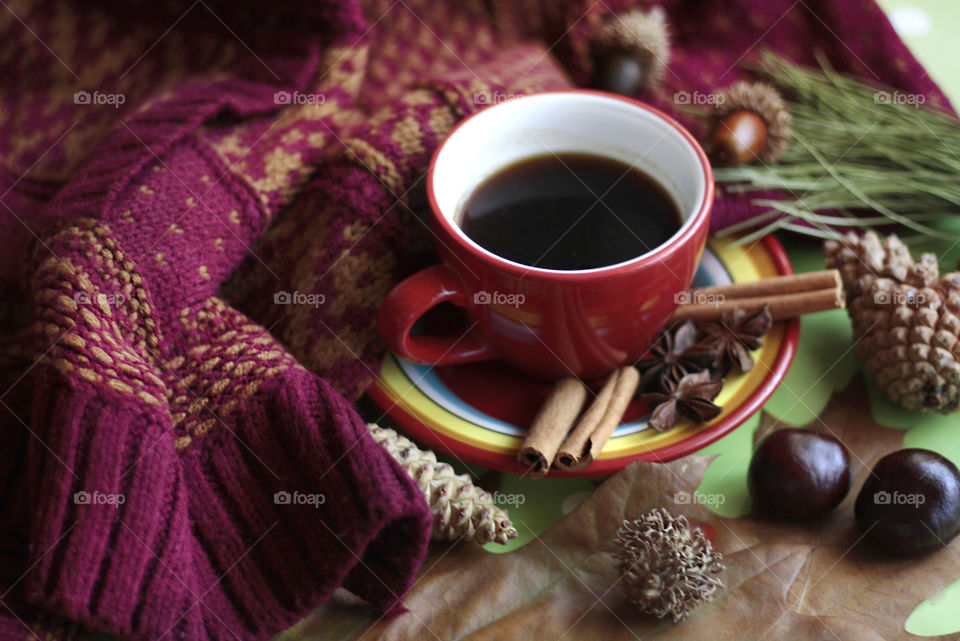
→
(23, 367, 431, 641)
(25, 372, 197, 640)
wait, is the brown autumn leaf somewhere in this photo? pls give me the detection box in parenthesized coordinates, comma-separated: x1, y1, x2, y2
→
(282, 380, 959, 641)
(735, 379, 960, 639)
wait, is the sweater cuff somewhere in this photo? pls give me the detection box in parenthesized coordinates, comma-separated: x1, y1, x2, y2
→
(23, 367, 431, 641)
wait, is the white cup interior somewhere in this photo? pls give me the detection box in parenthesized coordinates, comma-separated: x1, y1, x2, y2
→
(431, 92, 707, 272)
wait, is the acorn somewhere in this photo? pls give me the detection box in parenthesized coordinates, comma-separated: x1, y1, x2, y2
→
(592, 8, 670, 94)
(709, 82, 792, 166)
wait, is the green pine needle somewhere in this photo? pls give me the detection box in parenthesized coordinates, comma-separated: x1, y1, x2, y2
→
(715, 51, 960, 244)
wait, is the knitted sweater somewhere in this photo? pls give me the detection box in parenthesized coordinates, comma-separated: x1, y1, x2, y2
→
(0, 1, 946, 641)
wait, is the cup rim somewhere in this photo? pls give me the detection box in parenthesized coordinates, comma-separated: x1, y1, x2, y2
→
(426, 89, 714, 280)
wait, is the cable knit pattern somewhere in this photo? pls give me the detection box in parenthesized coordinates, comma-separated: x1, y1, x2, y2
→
(0, 1, 949, 641)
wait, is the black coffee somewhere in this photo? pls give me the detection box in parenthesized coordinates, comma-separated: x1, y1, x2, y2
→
(458, 152, 681, 270)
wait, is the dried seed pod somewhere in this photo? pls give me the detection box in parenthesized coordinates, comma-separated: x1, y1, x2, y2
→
(615, 508, 724, 622)
(592, 8, 670, 92)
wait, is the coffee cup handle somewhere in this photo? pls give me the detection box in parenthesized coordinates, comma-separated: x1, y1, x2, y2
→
(377, 264, 499, 365)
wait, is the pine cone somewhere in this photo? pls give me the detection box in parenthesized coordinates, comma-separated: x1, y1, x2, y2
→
(824, 231, 960, 412)
(368, 423, 518, 545)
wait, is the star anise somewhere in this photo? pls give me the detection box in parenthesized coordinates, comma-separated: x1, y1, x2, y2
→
(700, 304, 772, 374)
(640, 370, 724, 432)
(636, 321, 718, 392)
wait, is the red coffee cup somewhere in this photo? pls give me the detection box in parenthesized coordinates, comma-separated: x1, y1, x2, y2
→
(378, 90, 714, 381)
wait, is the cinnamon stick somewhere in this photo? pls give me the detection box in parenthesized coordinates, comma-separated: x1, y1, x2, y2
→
(690, 269, 840, 301)
(519, 377, 588, 476)
(554, 366, 640, 471)
(554, 370, 619, 470)
(672, 287, 843, 323)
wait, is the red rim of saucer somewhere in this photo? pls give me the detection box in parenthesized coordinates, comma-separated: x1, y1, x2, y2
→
(368, 234, 800, 477)
(425, 89, 716, 281)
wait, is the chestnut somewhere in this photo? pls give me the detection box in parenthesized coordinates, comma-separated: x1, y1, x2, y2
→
(709, 110, 768, 167)
(855, 449, 960, 556)
(748, 428, 851, 519)
(592, 52, 645, 96)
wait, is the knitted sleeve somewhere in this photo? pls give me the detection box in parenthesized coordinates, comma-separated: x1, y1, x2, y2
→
(16, 7, 434, 641)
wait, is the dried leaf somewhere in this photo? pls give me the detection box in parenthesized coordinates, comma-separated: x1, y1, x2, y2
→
(288, 381, 958, 641)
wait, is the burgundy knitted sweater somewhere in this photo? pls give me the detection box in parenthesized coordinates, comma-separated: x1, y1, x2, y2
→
(0, 1, 947, 641)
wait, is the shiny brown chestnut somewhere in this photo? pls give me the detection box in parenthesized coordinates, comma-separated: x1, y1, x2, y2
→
(709, 110, 768, 167)
(748, 428, 851, 520)
(592, 52, 645, 96)
(855, 449, 960, 556)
